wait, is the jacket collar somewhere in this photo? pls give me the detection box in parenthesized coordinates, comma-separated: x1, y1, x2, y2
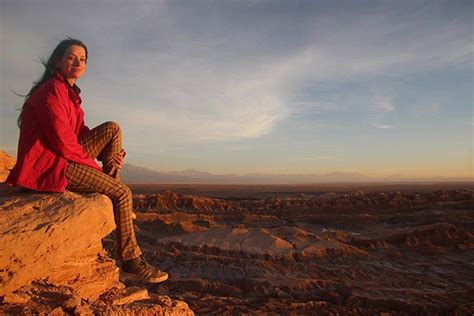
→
(52, 70, 83, 105)
(52, 69, 82, 95)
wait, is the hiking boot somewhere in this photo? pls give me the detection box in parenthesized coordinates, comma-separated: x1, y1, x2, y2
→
(121, 256, 168, 283)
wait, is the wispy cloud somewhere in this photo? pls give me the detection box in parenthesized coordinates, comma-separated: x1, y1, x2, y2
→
(375, 97, 395, 113)
(88, 2, 471, 143)
(1, 0, 472, 177)
(3, 1, 471, 143)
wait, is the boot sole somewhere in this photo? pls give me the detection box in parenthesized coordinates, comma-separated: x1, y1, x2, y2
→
(120, 270, 169, 283)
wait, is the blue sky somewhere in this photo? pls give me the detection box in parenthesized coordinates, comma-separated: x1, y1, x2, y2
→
(0, 0, 472, 178)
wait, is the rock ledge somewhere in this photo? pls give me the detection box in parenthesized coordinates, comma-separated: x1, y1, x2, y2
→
(0, 191, 120, 299)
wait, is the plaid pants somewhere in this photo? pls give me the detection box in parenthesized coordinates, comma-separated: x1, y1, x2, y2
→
(65, 121, 142, 261)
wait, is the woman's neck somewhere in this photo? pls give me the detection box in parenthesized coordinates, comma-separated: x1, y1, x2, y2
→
(66, 78, 76, 87)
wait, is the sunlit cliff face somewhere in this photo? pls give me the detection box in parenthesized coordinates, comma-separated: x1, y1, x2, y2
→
(56, 45, 87, 86)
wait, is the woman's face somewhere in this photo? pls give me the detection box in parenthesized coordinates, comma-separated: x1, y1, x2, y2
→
(56, 45, 87, 83)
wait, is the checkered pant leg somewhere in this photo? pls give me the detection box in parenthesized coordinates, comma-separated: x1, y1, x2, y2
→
(66, 163, 142, 261)
(65, 121, 142, 261)
(78, 121, 122, 180)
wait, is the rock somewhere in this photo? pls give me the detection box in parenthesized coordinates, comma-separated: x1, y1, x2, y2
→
(160, 227, 294, 256)
(2, 292, 30, 304)
(112, 286, 149, 305)
(0, 149, 194, 315)
(155, 294, 173, 307)
(62, 295, 82, 311)
(0, 150, 15, 182)
(0, 191, 122, 300)
(50, 307, 67, 316)
(73, 304, 93, 315)
(98, 288, 194, 315)
(133, 190, 232, 213)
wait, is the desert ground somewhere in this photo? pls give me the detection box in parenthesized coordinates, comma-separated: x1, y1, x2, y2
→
(1, 182, 473, 315)
(101, 182, 474, 315)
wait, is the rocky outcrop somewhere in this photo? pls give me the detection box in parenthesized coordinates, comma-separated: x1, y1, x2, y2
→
(0, 190, 195, 315)
(133, 189, 474, 217)
(0, 150, 15, 182)
(0, 191, 121, 300)
(134, 190, 233, 213)
(0, 148, 194, 314)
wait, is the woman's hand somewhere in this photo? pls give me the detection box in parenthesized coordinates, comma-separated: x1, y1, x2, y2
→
(112, 149, 126, 171)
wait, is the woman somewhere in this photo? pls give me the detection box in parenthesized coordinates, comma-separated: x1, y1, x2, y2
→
(6, 38, 168, 283)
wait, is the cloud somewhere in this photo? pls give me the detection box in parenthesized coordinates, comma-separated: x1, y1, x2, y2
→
(1, 0, 471, 149)
(84, 45, 293, 143)
(375, 125, 394, 129)
(375, 97, 395, 112)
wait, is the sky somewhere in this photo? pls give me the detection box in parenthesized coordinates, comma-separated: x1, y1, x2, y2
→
(0, 0, 472, 179)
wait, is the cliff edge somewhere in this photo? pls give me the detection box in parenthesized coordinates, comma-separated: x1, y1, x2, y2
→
(0, 191, 120, 299)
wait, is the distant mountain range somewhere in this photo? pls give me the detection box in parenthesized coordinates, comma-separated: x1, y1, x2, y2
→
(121, 163, 473, 184)
(1, 148, 471, 184)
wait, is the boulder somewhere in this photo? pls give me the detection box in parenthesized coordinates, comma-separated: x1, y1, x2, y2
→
(0, 150, 15, 182)
(0, 148, 195, 314)
(0, 191, 121, 300)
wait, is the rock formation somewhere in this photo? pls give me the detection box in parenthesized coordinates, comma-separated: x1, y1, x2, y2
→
(0, 150, 15, 182)
(133, 187, 474, 314)
(0, 191, 120, 299)
(0, 148, 194, 314)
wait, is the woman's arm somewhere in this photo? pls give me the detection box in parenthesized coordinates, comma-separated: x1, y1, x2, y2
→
(79, 121, 90, 136)
(35, 84, 101, 171)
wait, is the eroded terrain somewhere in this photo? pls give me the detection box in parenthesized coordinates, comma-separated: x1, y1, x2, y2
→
(1, 183, 473, 315)
(124, 185, 474, 315)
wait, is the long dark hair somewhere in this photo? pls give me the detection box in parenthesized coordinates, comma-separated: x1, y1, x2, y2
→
(16, 37, 88, 127)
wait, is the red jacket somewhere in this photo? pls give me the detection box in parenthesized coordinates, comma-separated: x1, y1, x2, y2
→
(6, 71, 101, 192)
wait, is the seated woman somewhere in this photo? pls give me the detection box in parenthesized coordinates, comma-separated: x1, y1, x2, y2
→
(6, 38, 168, 283)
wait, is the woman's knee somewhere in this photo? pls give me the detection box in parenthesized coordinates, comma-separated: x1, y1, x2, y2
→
(103, 121, 121, 136)
(116, 184, 132, 201)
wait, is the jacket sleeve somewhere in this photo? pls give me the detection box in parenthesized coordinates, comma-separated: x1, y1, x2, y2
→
(35, 84, 102, 171)
(79, 121, 91, 136)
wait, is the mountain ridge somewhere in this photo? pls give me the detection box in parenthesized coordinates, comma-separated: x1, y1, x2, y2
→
(121, 163, 473, 184)
(1, 150, 470, 184)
